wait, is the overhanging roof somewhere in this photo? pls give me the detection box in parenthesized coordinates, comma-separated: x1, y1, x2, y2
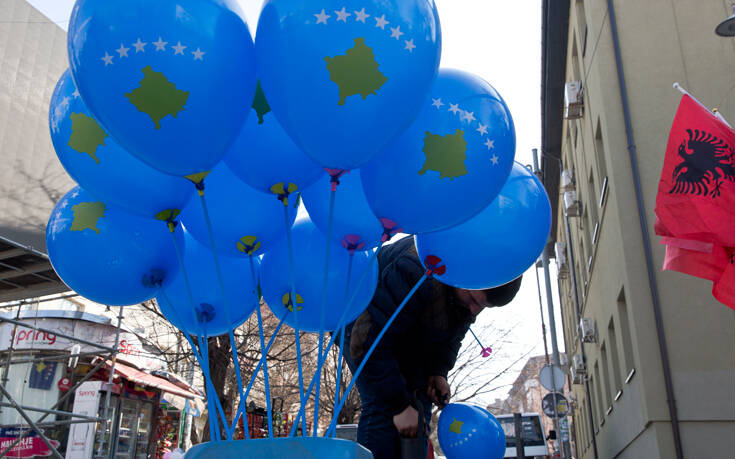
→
(0, 235, 68, 302)
(540, 0, 570, 245)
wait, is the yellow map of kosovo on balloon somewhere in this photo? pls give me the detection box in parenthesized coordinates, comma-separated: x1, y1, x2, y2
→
(126, 66, 189, 129)
(68, 113, 107, 164)
(419, 129, 468, 180)
(70, 202, 106, 234)
(325, 37, 387, 106)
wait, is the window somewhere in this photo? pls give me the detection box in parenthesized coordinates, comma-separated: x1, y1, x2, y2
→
(588, 169, 599, 244)
(594, 361, 605, 425)
(618, 288, 636, 381)
(588, 374, 599, 431)
(576, 1, 588, 58)
(594, 119, 608, 204)
(608, 318, 624, 397)
(600, 343, 613, 412)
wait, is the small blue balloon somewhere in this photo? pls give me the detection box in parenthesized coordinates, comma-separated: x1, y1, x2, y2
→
(46, 187, 178, 306)
(301, 171, 383, 252)
(255, 0, 442, 169)
(49, 69, 193, 218)
(361, 68, 516, 234)
(157, 233, 258, 337)
(260, 218, 378, 332)
(224, 81, 325, 194)
(438, 403, 505, 459)
(179, 163, 297, 257)
(68, 0, 257, 176)
(416, 163, 551, 289)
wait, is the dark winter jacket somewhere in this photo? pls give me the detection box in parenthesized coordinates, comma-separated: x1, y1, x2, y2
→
(348, 237, 474, 416)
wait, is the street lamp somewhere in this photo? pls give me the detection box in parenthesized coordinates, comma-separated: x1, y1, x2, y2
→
(716, 5, 735, 36)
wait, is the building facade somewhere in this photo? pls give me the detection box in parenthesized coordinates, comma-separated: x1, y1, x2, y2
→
(541, 1, 735, 458)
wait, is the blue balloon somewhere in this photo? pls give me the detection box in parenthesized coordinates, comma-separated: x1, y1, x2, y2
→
(438, 403, 505, 459)
(68, 0, 257, 176)
(361, 68, 516, 234)
(416, 163, 551, 289)
(301, 171, 383, 252)
(180, 163, 297, 257)
(50, 69, 193, 218)
(255, 0, 442, 169)
(260, 218, 378, 332)
(46, 187, 178, 306)
(157, 233, 258, 337)
(224, 81, 325, 194)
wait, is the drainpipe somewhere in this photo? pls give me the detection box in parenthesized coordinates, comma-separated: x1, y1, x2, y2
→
(606, 1, 684, 457)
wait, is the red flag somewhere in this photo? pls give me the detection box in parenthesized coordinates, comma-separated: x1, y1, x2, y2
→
(661, 237, 730, 282)
(655, 94, 735, 247)
(713, 260, 735, 311)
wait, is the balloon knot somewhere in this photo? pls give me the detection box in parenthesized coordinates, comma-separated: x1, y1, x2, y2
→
(141, 269, 165, 288)
(342, 234, 365, 254)
(154, 209, 181, 233)
(424, 255, 446, 277)
(282, 292, 304, 312)
(270, 182, 298, 206)
(379, 218, 402, 242)
(237, 236, 261, 256)
(324, 168, 349, 191)
(195, 303, 216, 324)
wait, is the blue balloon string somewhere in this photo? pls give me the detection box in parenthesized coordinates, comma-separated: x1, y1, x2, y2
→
(289, 244, 382, 437)
(468, 326, 485, 349)
(282, 204, 307, 435)
(314, 187, 337, 435)
(226, 314, 287, 439)
(332, 251, 354, 436)
(326, 274, 428, 437)
(249, 255, 274, 438)
(198, 333, 218, 441)
(197, 192, 246, 407)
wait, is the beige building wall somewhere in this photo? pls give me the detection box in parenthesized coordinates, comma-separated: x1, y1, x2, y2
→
(0, 0, 74, 250)
(554, 1, 735, 458)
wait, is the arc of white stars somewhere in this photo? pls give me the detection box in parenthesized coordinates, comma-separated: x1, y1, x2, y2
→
(116, 43, 129, 58)
(354, 8, 369, 23)
(432, 98, 444, 109)
(485, 138, 495, 149)
(335, 7, 350, 22)
(315, 9, 330, 24)
(192, 48, 205, 61)
(132, 38, 146, 52)
(153, 37, 168, 51)
(172, 42, 187, 55)
(448, 103, 460, 114)
(404, 39, 416, 53)
(101, 52, 113, 66)
(390, 25, 404, 40)
(491, 154, 500, 165)
(460, 110, 475, 123)
(375, 14, 389, 29)
(72, 89, 80, 98)
(476, 123, 488, 135)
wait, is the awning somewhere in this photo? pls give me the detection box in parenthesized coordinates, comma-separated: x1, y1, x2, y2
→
(0, 236, 68, 302)
(99, 359, 202, 400)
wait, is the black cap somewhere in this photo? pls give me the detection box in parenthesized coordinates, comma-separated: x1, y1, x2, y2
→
(484, 276, 523, 306)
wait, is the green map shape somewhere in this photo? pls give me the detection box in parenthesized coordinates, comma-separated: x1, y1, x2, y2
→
(125, 66, 189, 129)
(68, 113, 108, 164)
(70, 201, 106, 234)
(252, 80, 271, 124)
(324, 37, 388, 106)
(419, 129, 468, 180)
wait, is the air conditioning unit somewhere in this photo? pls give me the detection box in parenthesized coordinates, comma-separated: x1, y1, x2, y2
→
(564, 191, 582, 217)
(555, 242, 568, 274)
(572, 354, 587, 375)
(571, 367, 585, 385)
(564, 81, 584, 119)
(580, 317, 597, 343)
(560, 169, 575, 191)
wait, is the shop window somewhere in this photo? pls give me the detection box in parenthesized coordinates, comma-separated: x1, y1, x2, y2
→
(0, 359, 62, 426)
(618, 288, 636, 382)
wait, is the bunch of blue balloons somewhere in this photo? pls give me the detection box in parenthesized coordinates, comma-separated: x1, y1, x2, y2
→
(45, 0, 551, 456)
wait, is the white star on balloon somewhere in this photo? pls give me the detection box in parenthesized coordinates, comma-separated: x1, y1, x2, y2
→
(390, 25, 404, 40)
(460, 110, 475, 122)
(172, 42, 187, 55)
(335, 7, 350, 22)
(59, 96, 70, 108)
(192, 48, 205, 61)
(101, 52, 113, 66)
(491, 154, 500, 165)
(432, 98, 444, 109)
(374, 14, 389, 29)
(132, 38, 146, 52)
(153, 37, 168, 51)
(476, 123, 488, 135)
(315, 9, 330, 24)
(485, 138, 495, 149)
(404, 39, 416, 53)
(354, 8, 369, 23)
(449, 103, 460, 114)
(116, 43, 129, 58)
(72, 89, 80, 98)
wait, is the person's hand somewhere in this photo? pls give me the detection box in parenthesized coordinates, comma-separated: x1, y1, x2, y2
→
(393, 405, 419, 438)
(427, 375, 451, 408)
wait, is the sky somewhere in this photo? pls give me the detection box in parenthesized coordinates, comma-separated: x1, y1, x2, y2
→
(28, 0, 562, 406)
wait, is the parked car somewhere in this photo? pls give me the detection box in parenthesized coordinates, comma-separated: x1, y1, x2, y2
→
(494, 413, 550, 459)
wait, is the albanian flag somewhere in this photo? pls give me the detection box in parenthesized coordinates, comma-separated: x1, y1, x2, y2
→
(655, 93, 735, 310)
